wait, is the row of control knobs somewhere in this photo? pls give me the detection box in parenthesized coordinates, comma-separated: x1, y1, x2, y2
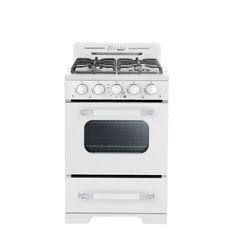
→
(75, 84, 158, 95)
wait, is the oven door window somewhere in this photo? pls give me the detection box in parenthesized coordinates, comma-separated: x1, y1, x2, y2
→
(84, 120, 149, 153)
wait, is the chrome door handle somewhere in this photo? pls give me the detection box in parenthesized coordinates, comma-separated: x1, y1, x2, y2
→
(80, 108, 154, 117)
(78, 192, 155, 200)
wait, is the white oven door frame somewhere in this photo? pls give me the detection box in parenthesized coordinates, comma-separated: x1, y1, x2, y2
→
(65, 102, 168, 175)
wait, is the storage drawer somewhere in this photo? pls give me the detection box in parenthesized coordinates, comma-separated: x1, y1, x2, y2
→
(66, 178, 167, 213)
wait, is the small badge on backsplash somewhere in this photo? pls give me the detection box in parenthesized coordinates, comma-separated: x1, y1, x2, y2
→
(107, 45, 127, 51)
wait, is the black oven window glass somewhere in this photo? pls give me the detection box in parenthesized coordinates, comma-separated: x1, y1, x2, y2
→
(84, 120, 149, 153)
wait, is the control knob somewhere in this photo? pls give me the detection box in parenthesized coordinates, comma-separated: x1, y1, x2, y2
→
(111, 84, 122, 95)
(93, 84, 105, 95)
(128, 84, 140, 95)
(75, 84, 88, 95)
(145, 84, 157, 95)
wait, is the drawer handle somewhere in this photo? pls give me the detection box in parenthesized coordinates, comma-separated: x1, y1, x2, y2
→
(78, 192, 155, 200)
(80, 108, 154, 117)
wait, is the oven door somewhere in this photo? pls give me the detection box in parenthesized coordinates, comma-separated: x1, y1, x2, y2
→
(65, 102, 167, 175)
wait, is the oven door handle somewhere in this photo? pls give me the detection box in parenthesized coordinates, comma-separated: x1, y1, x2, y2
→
(78, 192, 155, 200)
(80, 108, 154, 116)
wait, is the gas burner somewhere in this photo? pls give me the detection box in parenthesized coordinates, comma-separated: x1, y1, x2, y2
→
(117, 57, 163, 74)
(71, 57, 116, 74)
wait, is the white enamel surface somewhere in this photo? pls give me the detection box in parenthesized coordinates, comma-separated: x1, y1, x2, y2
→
(73, 43, 161, 61)
(66, 178, 167, 213)
(65, 102, 168, 175)
(65, 43, 169, 224)
(65, 213, 167, 224)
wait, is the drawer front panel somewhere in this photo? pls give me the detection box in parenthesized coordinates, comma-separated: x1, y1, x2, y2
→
(66, 178, 167, 213)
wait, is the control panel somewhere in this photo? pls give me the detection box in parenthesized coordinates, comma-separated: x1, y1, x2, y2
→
(65, 80, 168, 100)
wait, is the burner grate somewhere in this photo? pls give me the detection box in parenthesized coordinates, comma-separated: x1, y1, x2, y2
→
(71, 57, 116, 74)
(71, 57, 163, 74)
(117, 57, 163, 74)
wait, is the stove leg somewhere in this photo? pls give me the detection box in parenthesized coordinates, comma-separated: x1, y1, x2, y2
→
(65, 214, 91, 223)
(140, 214, 167, 224)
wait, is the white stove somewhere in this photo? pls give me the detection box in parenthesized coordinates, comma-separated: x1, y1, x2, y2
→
(65, 43, 168, 224)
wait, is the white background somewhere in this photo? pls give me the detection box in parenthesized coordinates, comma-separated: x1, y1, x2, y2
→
(0, 0, 236, 235)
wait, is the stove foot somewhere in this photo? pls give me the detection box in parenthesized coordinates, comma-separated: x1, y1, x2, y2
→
(140, 214, 167, 224)
(65, 214, 91, 223)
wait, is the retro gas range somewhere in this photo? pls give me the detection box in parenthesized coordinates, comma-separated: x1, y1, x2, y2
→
(65, 43, 168, 224)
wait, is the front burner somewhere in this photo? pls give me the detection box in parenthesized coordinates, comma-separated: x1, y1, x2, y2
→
(117, 57, 163, 74)
(71, 57, 116, 74)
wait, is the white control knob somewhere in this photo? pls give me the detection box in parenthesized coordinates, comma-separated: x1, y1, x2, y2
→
(145, 84, 157, 95)
(93, 84, 105, 95)
(128, 84, 140, 95)
(111, 84, 122, 95)
(76, 84, 88, 95)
